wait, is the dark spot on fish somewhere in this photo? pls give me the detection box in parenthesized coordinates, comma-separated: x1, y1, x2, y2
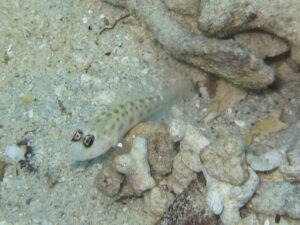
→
(106, 113, 112, 118)
(98, 112, 106, 118)
(138, 111, 144, 118)
(150, 105, 156, 111)
(139, 99, 145, 104)
(96, 118, 102, 123)
(97, 113, 106, 121)
(119, 123, 124, 131)
(111, 123, 116, 130)
(113, 109, 119, 114)
(116, 117, 120, 122)
(129, 116, 134, 124)
(130, 101, 135, 106)
(129, 106, 134, 112)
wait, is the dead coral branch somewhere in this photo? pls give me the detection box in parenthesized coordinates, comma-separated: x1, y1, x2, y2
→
(105, 0, 274, 89)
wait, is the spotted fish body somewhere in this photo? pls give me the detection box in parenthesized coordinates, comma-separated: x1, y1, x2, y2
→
(69, 80, 193, 161)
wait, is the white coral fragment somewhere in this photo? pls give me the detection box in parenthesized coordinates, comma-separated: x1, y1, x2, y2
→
(114, 136, 155, 195)
(205, 168, 259, 225)
(167, 125, 210, 193)
(5, 145, 25, 161)
(180, 125, 210, 172)
(169, 118, 187, 142)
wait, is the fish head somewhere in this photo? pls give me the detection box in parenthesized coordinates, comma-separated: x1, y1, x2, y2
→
(68, 129, 113, 161)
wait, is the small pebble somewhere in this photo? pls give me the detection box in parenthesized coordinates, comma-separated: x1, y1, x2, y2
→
(5, 145, 25, 161)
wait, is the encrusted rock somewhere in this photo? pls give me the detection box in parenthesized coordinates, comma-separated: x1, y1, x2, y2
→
(144, 187, 174, 218)
(167, 152, 197, 194)
(114, 136, 155, 196)
(200, 134, 249, 186)
(286, 144, 300, 166)
(127, 122, 176, 176)
(115, 180, 135, 200)
(279, 164, 300, 182)
(95, 161, 125, 197)
(248, 181, 300, 219)
(276, 121, 300, 181)
(198, 0, 300, 64)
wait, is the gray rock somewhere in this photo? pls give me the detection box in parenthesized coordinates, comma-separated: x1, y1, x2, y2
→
(246, 147, 288, 172)
(279, 165, 300, 182)
(249, 181, 300, 219)
(276, 121, 300, 182)
(200, 134, 249, 186)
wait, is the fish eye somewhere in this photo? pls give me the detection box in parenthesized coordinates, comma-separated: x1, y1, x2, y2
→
(83, 134, 95, 148)
(72, 129, 83, 142)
